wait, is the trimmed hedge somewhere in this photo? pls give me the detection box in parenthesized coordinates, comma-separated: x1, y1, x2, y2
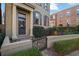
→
(46, 26, 78, 36)
(45, 27, 58, 35)
(33, 26, 46, 38)
(0, 33, 5, 48)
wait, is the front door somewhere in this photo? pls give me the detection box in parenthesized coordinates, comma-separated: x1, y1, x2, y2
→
(18, 12, 26, 35)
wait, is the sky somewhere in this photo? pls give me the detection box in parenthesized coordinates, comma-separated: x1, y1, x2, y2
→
(1, 3, 5, 16)
(1, 3, 79, 15)
(50, 3, 79, 14)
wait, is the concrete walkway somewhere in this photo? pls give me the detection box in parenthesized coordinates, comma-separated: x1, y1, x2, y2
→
(41, 49, 58, 56)
(41, 49, 79, 56)
(41, 49, 52, 56)
(66, 50, 79, 56)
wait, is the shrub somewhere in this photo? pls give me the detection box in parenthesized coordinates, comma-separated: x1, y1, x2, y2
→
(57, 27, 64, 35)
(45, 26, 79, 36)
(45, 27, 58, 36)
(12, 47, 42, 56)
(33, 26, 45, 38)
(0, 33, 5, 48)
(76, 25, 79, 33)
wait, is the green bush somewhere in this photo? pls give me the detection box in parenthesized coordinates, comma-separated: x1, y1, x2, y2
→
(53, 38, 79, 55)
(45, 27, 58, 36)
(76, 25, 79, 33)
(12, 47, 42, 56)
(33, 26, 45, 38)
(46, 26, 78, 36)
(0, 33, 5, 48)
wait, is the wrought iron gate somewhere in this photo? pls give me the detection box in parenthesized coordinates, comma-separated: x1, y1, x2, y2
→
(32, 36, 47, 50)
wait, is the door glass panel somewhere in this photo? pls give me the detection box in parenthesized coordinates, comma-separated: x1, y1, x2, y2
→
(18, 12, 26, 35)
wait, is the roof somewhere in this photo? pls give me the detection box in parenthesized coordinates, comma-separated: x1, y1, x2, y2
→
(50, 5, 79, 15)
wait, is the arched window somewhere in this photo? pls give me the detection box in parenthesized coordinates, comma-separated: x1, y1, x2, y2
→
(33, 11, 42, 25)
(44, 15, 49, 26)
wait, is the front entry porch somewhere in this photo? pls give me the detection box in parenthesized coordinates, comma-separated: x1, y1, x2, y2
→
(5, 3, 34, 42)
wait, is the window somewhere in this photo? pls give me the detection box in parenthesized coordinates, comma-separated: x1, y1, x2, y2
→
(59, 14, 63, 17)
(35, 13, 40, 24)
(44, 15, 49, 26)
(33, 11, 42, 25)
(76, 9, 79, 19)
(66, 11, 71, 16)
(76, 9, 79, 24)
(39, 3, 42, 6)
(44, 3, 48, 10)
(66, 19, 71, 25)
(77, 9, 79, 15)
(53, 15, 55, 19)
(18, 12, 26, 34)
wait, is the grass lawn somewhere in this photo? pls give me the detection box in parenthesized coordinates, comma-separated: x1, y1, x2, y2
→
(12, 47, 42, 56)
(53, 38, 79, 55)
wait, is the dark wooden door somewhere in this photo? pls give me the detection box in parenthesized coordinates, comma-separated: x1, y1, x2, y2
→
(18, 12, 26, 35)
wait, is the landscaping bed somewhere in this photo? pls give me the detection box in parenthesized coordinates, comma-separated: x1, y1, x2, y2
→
(12, 47, 42, 56)
(52, 38, 79, 55)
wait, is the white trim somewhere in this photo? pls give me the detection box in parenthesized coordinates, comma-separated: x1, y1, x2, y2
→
(30, 11, 33, 36)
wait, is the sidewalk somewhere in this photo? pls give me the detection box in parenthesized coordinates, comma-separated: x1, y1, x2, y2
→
(41, 49, 79, 56)
(66, 50, 79, 56)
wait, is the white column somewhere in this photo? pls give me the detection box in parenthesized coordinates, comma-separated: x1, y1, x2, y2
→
(12, 5, 17, 39)
(30, 11, 33, 36)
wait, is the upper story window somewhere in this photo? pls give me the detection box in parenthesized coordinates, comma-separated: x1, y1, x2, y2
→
(36, 3, 42, 7)
(77, 9, 79, 15)
(59, 14, 63, 17)
(39, 3, 42, 6)
(33, 11, 42, 25)
(53, 15, 55, 19)
(76, 9, 79, 21)
(66, 11, 71, 16)
(44, 3, 48, 10)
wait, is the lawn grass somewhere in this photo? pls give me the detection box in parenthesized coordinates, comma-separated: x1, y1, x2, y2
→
(12, 47, 42, 56)
(53, 38, 79, 55)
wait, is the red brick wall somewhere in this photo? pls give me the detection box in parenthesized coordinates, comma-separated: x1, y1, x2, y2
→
(50, 5, 79, 27)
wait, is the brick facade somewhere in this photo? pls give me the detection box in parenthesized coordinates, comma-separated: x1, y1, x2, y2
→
(50, 5, 79, 27)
